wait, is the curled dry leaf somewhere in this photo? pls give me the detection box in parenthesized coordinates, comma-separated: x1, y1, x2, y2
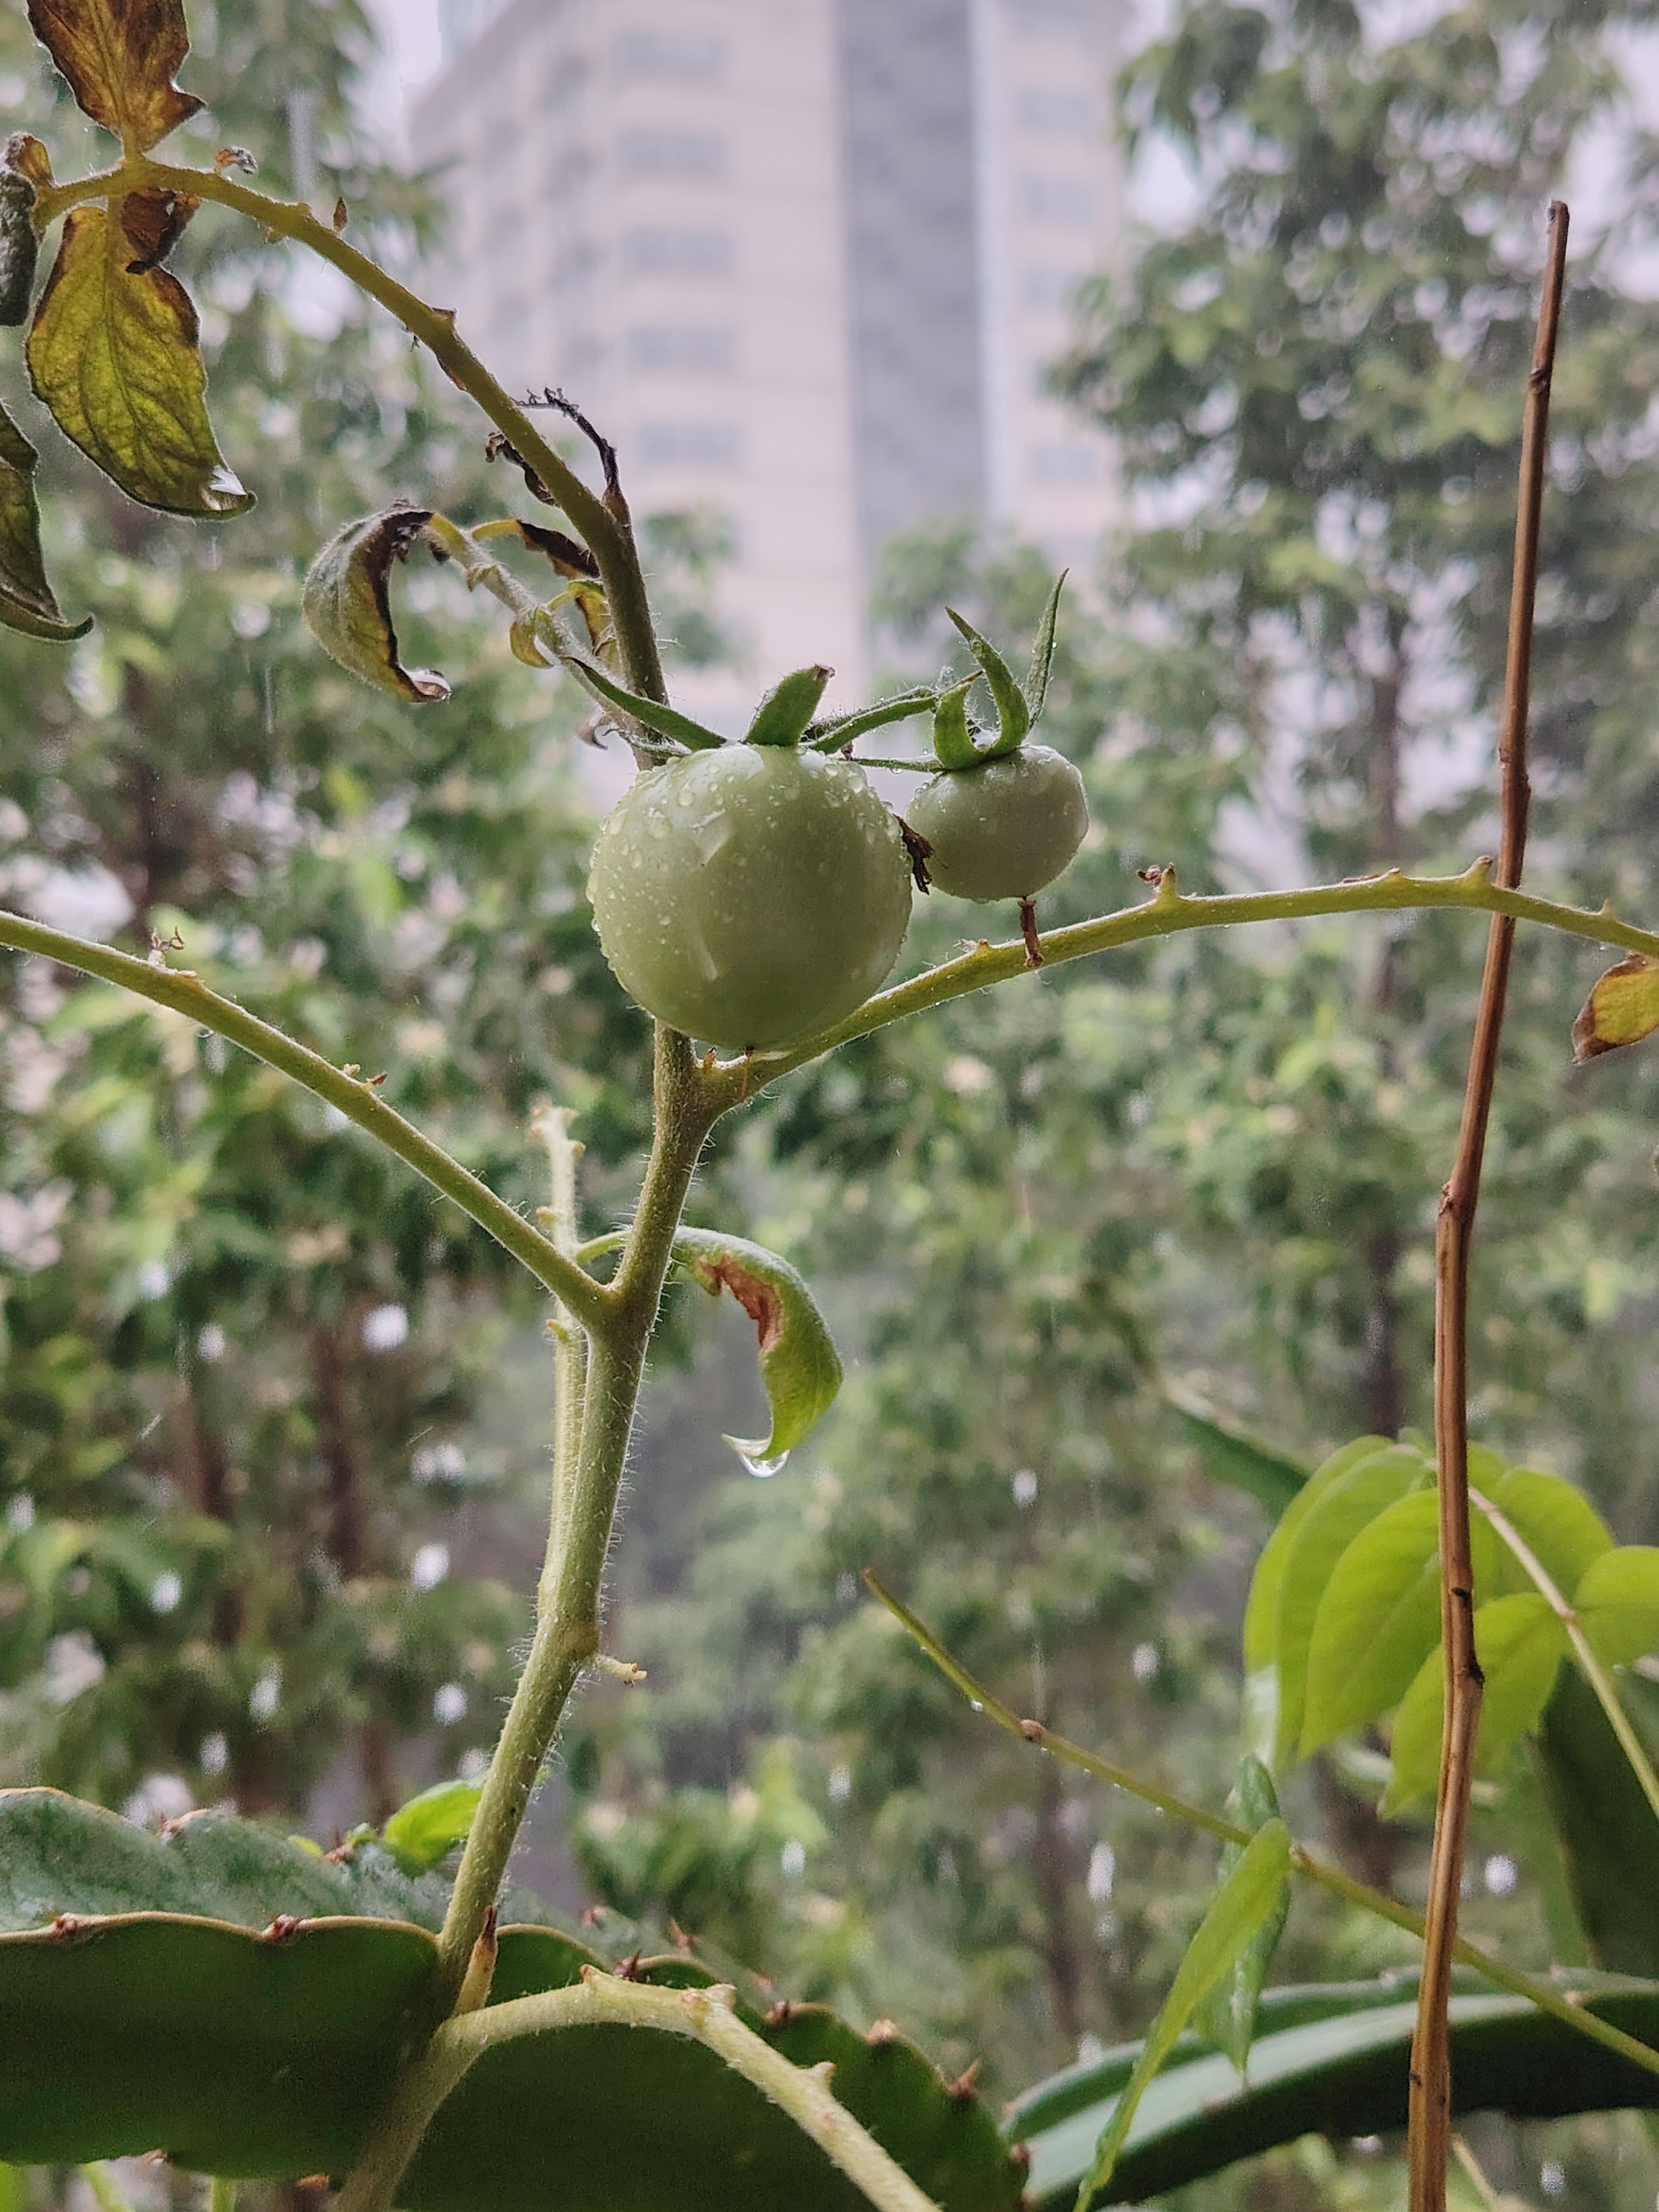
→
(1572, 953, 1659, 1063)
(117, 185, 200, 275)
(301, 505, 451, 703)
(26, 206, 253, 518)
(24, 0, 202, 153)
(0, 168, 39, 327)
(0, 401, 92, 641)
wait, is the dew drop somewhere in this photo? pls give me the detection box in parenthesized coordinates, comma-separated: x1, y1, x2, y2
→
(969, 1699, 985, 1713)
(739, 1448, 790, 1478)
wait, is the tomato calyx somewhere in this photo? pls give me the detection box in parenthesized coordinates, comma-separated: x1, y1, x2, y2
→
(929, 571, 1067, 773)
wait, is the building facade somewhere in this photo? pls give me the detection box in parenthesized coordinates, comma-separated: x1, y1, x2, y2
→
(411, 0, 1120, 719)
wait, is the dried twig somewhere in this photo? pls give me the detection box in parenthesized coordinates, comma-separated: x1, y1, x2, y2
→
(1407, 199, 1569, 2212)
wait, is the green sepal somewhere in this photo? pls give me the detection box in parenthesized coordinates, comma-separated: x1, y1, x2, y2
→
(0, 400, 91, 641)
(0, 168, 38, 326)
(379, 1778, 483, 1875)
(803, 685, 936, 752)
(557, 649, 724, 751)
(301, 506, 451, 703)
(947, 607, 1031, 748)
(26, 205, 253, 519)
(744, 663, 832, 747)
(931, 676, 987, 771)
(1023, 571, 1066, 722)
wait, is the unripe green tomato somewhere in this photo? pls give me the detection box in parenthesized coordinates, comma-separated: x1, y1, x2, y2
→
(906, 743, 1089, 901)
(588, 745, 913, 1050)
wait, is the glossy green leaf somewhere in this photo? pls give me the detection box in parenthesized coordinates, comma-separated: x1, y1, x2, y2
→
(1197, 1760, 1290, 2072)
(1023, 572, 1066, 721)
(804, 685, 935, 751)
(1075, 1819, 1291, 2203)
(380, 1779, 482, 1875)
(556, 648, 724, 750)
(1266, 1442, 1428, 1764)
(0, 1791, 1021, 2209)
(26, 206, 253, 518)
(1483, 1466, 1614, 1601)
(673, 1228, 843, 1462)
(24, 0, 204, 152)
(1241, 1437, 1393, 1674)
(301, 506, 451, 702)
(1171, 1397, 1308, 1517)
(1384, 1593, 1568, 1813)
(745, 664, 832, 747)
(947, 607, 1030, 749)
(0, 400, 91, 641)
(1010, 1979, 1659, 2208)
(1575, 1546, 1659, 1666)
(0, 168, 38, 326)
(1537, 1666, 1659, 1976)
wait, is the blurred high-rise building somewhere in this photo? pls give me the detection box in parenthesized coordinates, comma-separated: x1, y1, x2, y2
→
(412, 0, 1120, 716)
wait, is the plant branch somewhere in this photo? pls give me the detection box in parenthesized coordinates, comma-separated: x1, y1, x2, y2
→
(440, 1973, 941, 2212)
(864, 1572, 1659, 2085)
(0, 906, 611, 1328)
(720, 859, 1659, 1094)
(1472, 1487, 1659, 1829)
(530, 1104, 588, 1606)
(35, 156, 666, 704)
(1410, 198, 1568, 2212)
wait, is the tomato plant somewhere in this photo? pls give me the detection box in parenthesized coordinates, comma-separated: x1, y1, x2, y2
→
(2, 11, 1659, 2212)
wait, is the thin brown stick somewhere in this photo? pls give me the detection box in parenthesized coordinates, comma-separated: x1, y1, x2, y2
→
(1407, 199, 1568, 2212)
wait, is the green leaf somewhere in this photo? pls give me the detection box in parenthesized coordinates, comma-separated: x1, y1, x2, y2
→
(1483, 1466, 1614, 1601)
(1241, 1437, 1393, 1673)
(0, 1792, 1022, 2210)
(1572, 954, 1659, 1062)
(0, 400, 91, 641)
(1537, 1666, 1659, 1976)
(1384, 1593, 1569, 1813)
(745, 664, 833, 747)
(1575, 1546, 1659, 1666)
(673, 1228, 842, 1462)
(380, 1779, 482, 1875)
(1197, 1760, 1290, 2072)
(1023, 571, 1066, 720)
(1010, 1979, 1659, 2208)
(25, 205, 253, 518)
(0, 168, 38, 326)
(556, 648, 725, 750)
(947, 607, 1030, 748)
(1074, 1820, 1291, 2205)
(1266, 1442, 1428, 1764)
(24, 0, 204, 152)
(1301, 1489, 1500, 1755)
(1170, 1395, 1308, 1516)
(804, 686, 936, 751)
(301, 506, 451, 703)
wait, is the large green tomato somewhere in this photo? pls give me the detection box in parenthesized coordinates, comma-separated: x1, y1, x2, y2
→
(588, 745, 913, 1050)
(905, 743, 1088, 902)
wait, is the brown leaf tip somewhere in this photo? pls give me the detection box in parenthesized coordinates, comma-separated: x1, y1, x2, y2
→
(765, 1999, 795, 2030)
(865, 2016, 899, 2048)
(947, 2059, 982, 2103)
(260, 1914, 304, 1943)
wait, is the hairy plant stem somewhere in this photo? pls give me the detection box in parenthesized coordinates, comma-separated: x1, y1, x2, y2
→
(1410, 200, 1567, 2212)
(866, 1573, 1659, 2085)
(34, 156, 667, 707)
(531, 1106, 588, 1589)
(1472, 1487, 1659, 1829)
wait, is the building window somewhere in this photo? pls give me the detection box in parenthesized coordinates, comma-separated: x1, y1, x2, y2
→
(1020, 173, 1096, 225)
(637, 422, 744, 468)
(614, 32, 726, 79)
(626, 325, 739, 374)
(1015, 87, 1093, 135)
(618, 131, 727, 182)
(621, 228, 735, 278)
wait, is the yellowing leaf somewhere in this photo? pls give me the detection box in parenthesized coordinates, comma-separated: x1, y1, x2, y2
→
(301, 506, 451, 703)
(24, 0, 203, 153)
(26, 205, 252, 518)
(1572, 954, 1659, 1063)
(0, 400, 90, 641)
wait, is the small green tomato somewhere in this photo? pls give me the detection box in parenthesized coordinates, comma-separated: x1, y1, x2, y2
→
(588, 745, 913, 1050)
(906, 743, 1088, 901)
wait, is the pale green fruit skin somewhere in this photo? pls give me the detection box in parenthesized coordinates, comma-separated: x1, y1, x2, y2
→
(906, 743, 1089, 901)
(588, 745, 914, 1050)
